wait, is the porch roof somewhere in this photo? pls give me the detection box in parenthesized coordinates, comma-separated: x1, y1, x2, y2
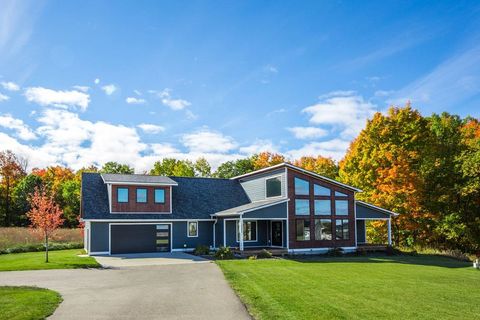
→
(356, 200, 398, 219)
(212, 197, 289, 217)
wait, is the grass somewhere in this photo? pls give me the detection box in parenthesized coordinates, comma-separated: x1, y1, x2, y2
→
(0, 286, 62, 320)
(0, 227, 83, 251)
(0, 249, 100, 271)
(217, 254, 480, 319)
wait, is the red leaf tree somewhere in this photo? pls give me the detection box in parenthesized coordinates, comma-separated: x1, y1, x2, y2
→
(27, 187, 64, 262)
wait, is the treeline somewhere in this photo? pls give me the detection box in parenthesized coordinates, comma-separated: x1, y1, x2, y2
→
(0, 105, 478, 252)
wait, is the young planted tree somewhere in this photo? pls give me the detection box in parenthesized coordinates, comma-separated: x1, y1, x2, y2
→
(27, 188, 64, 262)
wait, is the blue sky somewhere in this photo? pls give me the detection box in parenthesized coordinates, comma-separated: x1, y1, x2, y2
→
(0, 0, 479, 171)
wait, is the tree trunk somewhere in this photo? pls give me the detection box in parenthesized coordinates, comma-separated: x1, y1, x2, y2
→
(5, 176, 9, 226)
(45, 234, 49, 263)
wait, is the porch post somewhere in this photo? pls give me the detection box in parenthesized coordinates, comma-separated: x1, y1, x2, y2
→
(223, 219, 226, 247)
(239, 215, 244, 251)
(387, 218, 392, 246)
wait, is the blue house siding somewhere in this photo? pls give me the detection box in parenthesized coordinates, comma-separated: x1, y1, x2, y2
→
(225, 220, 269, 247)
(90, 222, 109, 252)
(214, 218, 224, 248)
(356, 220, 366, 243)
(242, 202, 288, 219)
(356, 203, 390, 219)
(172, 221, 213, 250)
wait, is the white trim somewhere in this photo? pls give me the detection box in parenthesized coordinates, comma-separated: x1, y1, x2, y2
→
(288, 246, 357, 254)
(264, 174, 284, 199)
(354, 195, 357, 248)
(86, 221, 91, 254)
(285, 167, 289, 250)
(83, 219, 213, 222)
(213, 218, 217, 249)
(110, 211, 173, 214)
(231, 163, 362, 192)
(104, 181, 178, 186)
(223, 219, 226, 247)
(107, 184, 112, 213)
(108, 222, 173, 255)
(89, 251, 109, 255)
(356, 200, 398, 216)
(239, 215, 244, 251)
(387, 219, 392, 246)
(211, 198, 289, 217)
(235, 220, 258, 243)
(169, 187, 173, 214)
(356, 217, 390, 221)
(172, 248, 195, 252)
(187, 221, 199, 238)
(270, 220, 284, 247)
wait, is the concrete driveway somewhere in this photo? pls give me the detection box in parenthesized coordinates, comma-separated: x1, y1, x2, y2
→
(94, 252, 210, 268)
(0, 255, 250, 320)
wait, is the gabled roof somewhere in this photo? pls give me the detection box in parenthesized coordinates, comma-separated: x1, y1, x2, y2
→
(212, 197, 289, 217)
(230, 162, 362, 192)
(356, 200, 398, 217)
(81, 173, 250, 220)
(101, 173, 178, 186)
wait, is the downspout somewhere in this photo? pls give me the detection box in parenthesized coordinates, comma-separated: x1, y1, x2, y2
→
(213, 218, 217, 250)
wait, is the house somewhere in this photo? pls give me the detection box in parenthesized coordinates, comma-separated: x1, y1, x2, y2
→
(81, 162, 397, 255)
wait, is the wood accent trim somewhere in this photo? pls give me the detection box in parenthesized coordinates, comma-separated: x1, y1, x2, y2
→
(111, 185, 171, 213)
(287, 169, 355, 249)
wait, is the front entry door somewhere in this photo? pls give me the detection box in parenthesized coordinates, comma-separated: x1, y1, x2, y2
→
(271, 221, 283, 247)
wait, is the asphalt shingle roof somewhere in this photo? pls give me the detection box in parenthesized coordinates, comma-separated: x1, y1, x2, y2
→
(81, 173, 251, 220)
(213, 197, 289, 217)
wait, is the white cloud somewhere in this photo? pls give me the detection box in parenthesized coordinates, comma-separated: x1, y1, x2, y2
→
(101, 84, 117, 95)
(239, 139, 278, 155)
(72, 85, 89, 92)
(287, 126, 328, 140)
(134, 90, 142, 96)
(94, 78, 100, 84)
(1, 81, 20, 91)
(0, 114, 36, 140)
(286, 138, 351, 161)
(303, 91, 377, 138)
(137, 123, 165, 134)
(126, 97, 146, 104)
(181, 128, 237, 153)
(156, 89, 191, 110)
(24, 87, 90, 111)
(0, 93, 9, 102)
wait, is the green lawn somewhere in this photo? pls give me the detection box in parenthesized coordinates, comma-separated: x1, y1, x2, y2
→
(0, 286, 62, 320)
(217, 255, 480, 320)
(0, 249, 100, 271)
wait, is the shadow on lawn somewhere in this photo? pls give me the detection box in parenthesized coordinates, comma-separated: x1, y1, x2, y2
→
(288, 253, 472, 269)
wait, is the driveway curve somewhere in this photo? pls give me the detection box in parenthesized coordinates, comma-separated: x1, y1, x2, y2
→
(0, 261, 250, 319)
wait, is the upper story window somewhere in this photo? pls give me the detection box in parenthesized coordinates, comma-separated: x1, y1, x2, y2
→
(335, 190, 348, 197)
(314, 199, 331, 215)
(314, 184, 330, 196)
(136, 188, 147, 203)
(155, 189, 165, 203)
(117, 188, 129, 203)
(294, 177, 309, 195)
(295, 199, 310, 216)
(266, 176, 282, 198)
(335, 200, 349, 215)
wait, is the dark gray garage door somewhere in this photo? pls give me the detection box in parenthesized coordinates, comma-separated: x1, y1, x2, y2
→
(110, 224, 170, 254)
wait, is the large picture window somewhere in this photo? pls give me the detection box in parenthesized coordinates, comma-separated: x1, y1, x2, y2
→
(187, 221, 198, 237)
(314, 219, 332, 240)
(236, 221, 257, 242)
(136, 188, 147, 203)
(335, 200, 349, 215)
(314, 200, 331, 215)
(117, 188, 128, 203)
(266, 176, 282, 198)
(295, 199, 310, 216)
(296, 219, 310, 241)
(335, 219, 349, 240)
(294, 177, 309, 195)
(314, 184, 330, 196)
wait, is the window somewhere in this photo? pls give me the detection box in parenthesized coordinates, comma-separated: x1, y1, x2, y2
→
(314, 184, 330, 196)
(154, 189, 165, 203)
(117, 188, 128, 203)
(136, 188, 147, 203)
(315, 219, 332, 240)
(187, 221, 198, 237)
(294, 177, 309, 195)
(236, 221, 257, 242)
(314, 200, 331, 215)
(296, 219, 310, 241)
(295, 199, 310, 216)
(266, 176, 282, 198)
(335, 200, 349, 215)
(335, 190, 348, 197)
(335, 219, 349, 240)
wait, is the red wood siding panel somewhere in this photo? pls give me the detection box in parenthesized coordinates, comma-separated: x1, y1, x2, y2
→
(111, 185, 171, 213)
(287, 168, 355, 249)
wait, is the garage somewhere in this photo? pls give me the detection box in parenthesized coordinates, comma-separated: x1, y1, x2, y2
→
(110, 224, 171, 254)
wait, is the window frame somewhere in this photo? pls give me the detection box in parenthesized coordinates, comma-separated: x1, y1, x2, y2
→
(187, 221, 199, 238)
(265, 175, 283, 198)
(295, 199, 310, 216)
(314, 199, 331, 215)
(335, 199, 349, 216)
(314, 218, 332, 241)
(117, 187, 129, 203)
(136, 188, 148, 203)
(314, 184, 331, 196)
(236, 220, 258, 242)
(335, 219, 350, 240)
(154, 188, 166, 204)
(296, 219, 310, 241)
(294, 177, 310, 196)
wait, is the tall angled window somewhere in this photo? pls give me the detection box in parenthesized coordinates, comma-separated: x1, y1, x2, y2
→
(314, 184, 330, 196)
(294, 177, 309, 195)
(117, 188, 128, 203)
(266, 176, 282, 198)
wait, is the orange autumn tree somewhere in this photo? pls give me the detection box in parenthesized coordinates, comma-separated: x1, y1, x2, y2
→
(294, 156, 339, 179)
(27, 187, 64, 262)
(252, 152, 285, 170)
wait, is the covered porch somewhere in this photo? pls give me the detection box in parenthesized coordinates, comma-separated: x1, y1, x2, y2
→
(355, 201, 398, 248)
(211, 198, 289, 251)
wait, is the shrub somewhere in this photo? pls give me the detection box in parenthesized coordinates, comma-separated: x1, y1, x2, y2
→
(0, 227, 83, 251)
(194, 244, 210, 255)
(214, 246, 234, 260)
(0, 242, 83, 255)
(257, 249, 273, 259)
(326, 247, 344, 257)
(248, 255, 257, 260)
